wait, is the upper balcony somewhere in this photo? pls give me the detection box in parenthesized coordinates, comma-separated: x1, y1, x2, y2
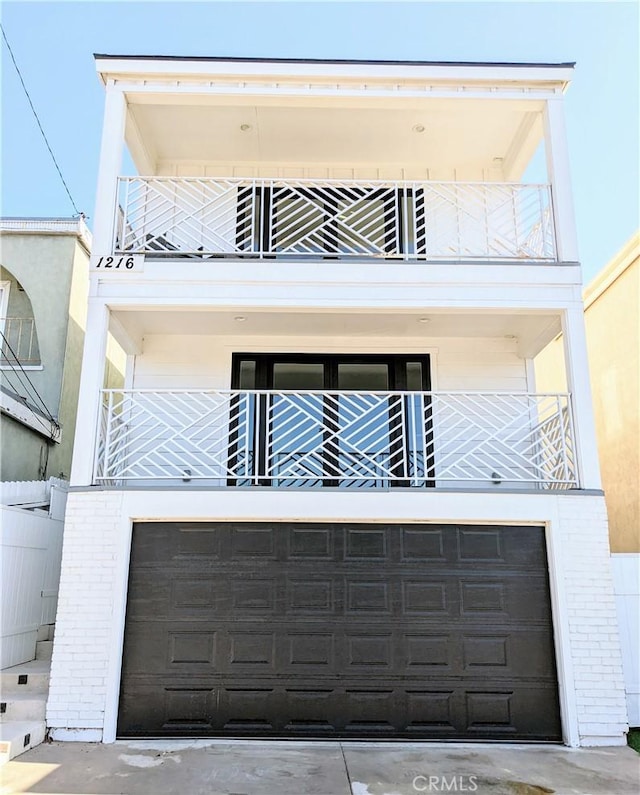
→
(114, 176, 555, 262)
(93, 57, 577, 269)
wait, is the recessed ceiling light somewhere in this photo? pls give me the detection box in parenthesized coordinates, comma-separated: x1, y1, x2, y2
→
(240, 124, 252, 132)
(493, 156, 504, 165)
(418, 317, 430, 324)
(234, 315, 247, 322)
(413, 124, 426, 133)
(505, 333, 517, 339)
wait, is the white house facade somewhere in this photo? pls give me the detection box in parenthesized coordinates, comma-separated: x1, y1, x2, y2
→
(47, 56, 628, 747)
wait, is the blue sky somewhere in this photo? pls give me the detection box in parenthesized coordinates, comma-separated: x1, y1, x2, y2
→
(1, 1, 638, 281)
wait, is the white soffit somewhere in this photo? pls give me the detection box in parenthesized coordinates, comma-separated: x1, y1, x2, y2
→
(111, 308, 561, 355)
(126, 99, 543, 174)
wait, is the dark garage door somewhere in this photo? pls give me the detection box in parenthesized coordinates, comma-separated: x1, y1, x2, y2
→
(118, 522, 561, 740)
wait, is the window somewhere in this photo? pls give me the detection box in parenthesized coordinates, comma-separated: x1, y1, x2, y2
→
(229, 354, 433, 487)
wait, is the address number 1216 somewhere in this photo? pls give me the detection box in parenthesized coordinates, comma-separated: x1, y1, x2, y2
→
(94, 256, 135, 269)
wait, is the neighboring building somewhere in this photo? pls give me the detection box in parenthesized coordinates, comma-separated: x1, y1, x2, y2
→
(582, 235, 639, 556)
(536, 233, 640, 725)
(0, 219, 125, 761)
(0, 218, 125, 481)
(47, 56, 628, 747)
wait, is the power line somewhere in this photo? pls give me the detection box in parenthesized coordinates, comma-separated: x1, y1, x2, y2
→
(1, 357, 58, 431)
(0, 335, 56, 420)
(1, 368, 58, 439)
(0, 331, 60, 439)
(1, 23, 81, 215)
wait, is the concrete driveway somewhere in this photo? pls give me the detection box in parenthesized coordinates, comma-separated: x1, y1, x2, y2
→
(1, 741, 638, 795)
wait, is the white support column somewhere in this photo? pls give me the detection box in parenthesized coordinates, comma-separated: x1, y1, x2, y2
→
(69, 84, 126, 487)
(92, 83, 127, 256)
(69, 301, 110, 487)
(544, 97, 580, 263)
(562, 304, 602, 490)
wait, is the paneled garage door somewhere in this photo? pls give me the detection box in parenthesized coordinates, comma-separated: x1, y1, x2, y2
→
(117, 522, 561, 740)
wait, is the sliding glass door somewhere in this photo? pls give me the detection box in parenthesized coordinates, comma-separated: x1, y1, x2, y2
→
(231, 354, 431, 487)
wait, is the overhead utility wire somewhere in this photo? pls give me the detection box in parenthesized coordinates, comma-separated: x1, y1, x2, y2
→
(0, 332, 55, 419)
(0, 24, 81, 215)
(0, 351, 58, 428)
(0, 365, 60, 439)
(1, 366, 58, 438)
(1, 346, 59, 426)
(0, 331, 60, 439)
(1, 367, 57, 438)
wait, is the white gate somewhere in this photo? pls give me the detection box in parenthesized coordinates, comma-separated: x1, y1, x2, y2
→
(0, 479, 67, 669)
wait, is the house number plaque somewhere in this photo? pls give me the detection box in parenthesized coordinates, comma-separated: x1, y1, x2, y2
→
(90, 254, 144, 272)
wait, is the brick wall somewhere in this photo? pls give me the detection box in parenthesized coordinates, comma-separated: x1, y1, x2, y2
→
(46, 490, 123, 739)
(46, 489, 629, 745)
(558, 495, 628, 745)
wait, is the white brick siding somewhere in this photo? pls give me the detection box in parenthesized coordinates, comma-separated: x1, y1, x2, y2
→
(46, 490, 123, 739)
(557, 496, 629, 745)
(47, 489, 629, 745)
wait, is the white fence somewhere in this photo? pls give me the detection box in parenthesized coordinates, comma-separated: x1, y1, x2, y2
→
(612, 554, 640, 726)
(1, 478, 67, 669)
(95, 389, 576, 489)
(0, 478, 67, 511)
(115, 177, 557, 262)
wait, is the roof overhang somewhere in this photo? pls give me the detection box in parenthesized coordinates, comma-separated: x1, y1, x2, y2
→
(94, 54, 574, 90)
(94, 56, 573, 180)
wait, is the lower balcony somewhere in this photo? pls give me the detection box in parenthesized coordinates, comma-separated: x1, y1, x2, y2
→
(95, 389, 577, 490)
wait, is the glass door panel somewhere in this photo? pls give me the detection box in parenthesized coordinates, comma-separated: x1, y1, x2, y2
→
(404, 361, 431, 484)
(270, 362, 325, 485)
(337, 362, 388, 390)
(272, 362, 325, 390)
(335, 363, 391, 487)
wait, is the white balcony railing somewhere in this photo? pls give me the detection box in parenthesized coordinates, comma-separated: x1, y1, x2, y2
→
(0, 317, 40, 365)
(95, 389, 576, 489)
(114, 177, 557, 262)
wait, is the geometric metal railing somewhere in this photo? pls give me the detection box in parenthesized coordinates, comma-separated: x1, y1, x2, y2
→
(0, 317, 40, 365)
(95, 389, 577, 489)
(115, 177, 557, 262)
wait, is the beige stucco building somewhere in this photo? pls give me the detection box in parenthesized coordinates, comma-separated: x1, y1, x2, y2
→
(536, 233, 639, 554)
(582, 235, 639, 554)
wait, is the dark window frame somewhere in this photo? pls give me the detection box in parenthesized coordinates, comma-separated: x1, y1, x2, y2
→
(230, 353, 434, 488)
